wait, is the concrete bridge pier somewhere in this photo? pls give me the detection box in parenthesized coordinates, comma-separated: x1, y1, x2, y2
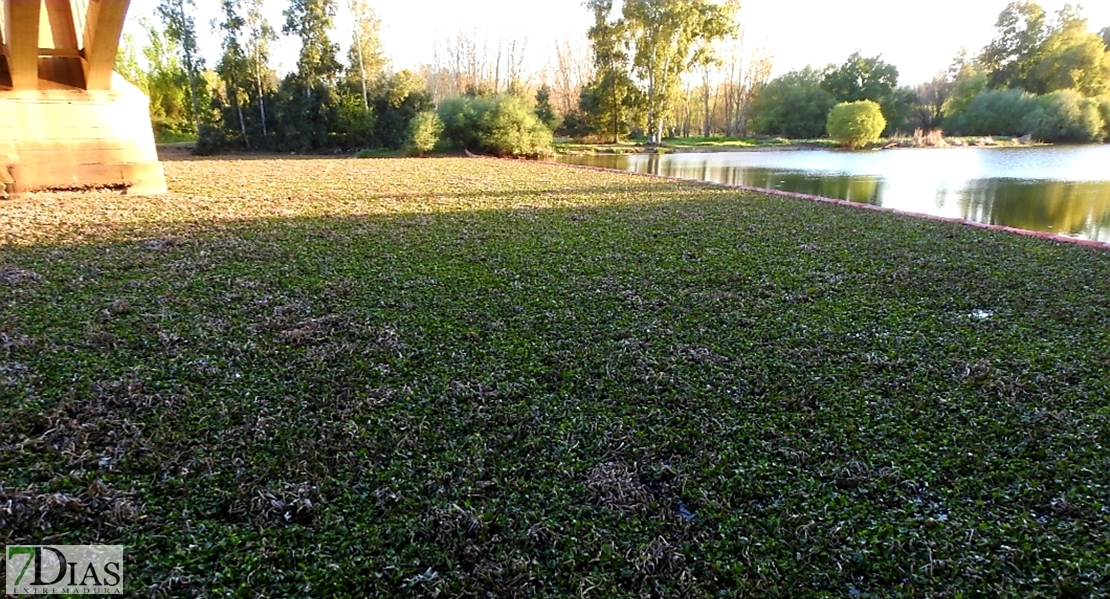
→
(1, 0, 166, 198)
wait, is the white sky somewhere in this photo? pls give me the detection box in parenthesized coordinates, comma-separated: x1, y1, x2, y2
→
(124, 0, 1110, 87)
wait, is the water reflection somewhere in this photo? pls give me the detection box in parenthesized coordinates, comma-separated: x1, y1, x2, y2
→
(558, 146, 1110, 242)
(962, 180, 1110, 241)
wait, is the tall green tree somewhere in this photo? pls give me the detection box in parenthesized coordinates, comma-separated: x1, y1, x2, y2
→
(621, 0, 737, 144)
(245, 0, 278, 138)
(114, 33, 145, 88)
(821, 52, 909, 133)
(283, 0, 342, 94)
(535, 84, 558, 129)
(980, 1, 1049, 90)
(138, 18, 193, 135)
(1027, 6, 1110, 96)
(583, 0, 637, 143)
(370, 70, 433, 149)
(157, 0, 205, 134)
(346, 0, 388, 109)
(942, 52, 988, 122)
(216, 0, 253, 148)
(749, 67, 836, 138)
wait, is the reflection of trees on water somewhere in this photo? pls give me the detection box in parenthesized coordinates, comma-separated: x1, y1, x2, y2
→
(565, 153, 1110, 242)
(643, 157, 886, 205)
(959, 180, 1110, 241)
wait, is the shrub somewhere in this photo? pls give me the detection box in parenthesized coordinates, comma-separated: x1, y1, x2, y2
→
(438, 95, 490, 152)
(438, 95, 554, 157)
(826, 101, 886, 149)
(1020, 90, 1105, 143)
(370, 70, 434, 150)
(751, 68, 837, 139)
(1096, 95, 1110, 138)
(405, 111, 443, 156)
(535, 85, 559, 130)
(947, 88, 1036, 136)
(556, 110, 593, 139)
(484, 96, 555, 157)
(336, 92, 376, 149)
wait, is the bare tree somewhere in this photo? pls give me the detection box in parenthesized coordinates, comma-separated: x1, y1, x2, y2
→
(911, 73, 954, 131)
(721, 26, 772, 137)
(551, 35, 594, 116)
(504, 35, 528, 92)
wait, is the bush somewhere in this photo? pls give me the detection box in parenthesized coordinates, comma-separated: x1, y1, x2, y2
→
(405, 111, 443, 156)
(556, 110, 593, 139)
(337, 92, 376, 149)
(946, 88, 1035, 136)
(438, 95, 553, 157)
(1095, 95, 1110, 139)
(1020, 90, 1105, 143)
(370, 70, 434, 150)
(750, 68, 837, 139)
(826, 101, 886, 149)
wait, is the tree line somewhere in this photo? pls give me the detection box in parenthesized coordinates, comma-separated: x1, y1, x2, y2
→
(117, 0, 1110, 155)
(742, 1, 1110, 143)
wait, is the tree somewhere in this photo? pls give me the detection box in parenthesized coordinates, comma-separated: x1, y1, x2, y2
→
(550, 36, 594, 117)
(244, 0, 277, 138)
(215, 0, 252, 149)
(827, 100, 886, 149)
(114, 33, 146, 88)
(283, 0, 341, 94)
(535, 84, 558, 129)
(346, 0, 388, 109)
(1026, 6, 1110, 96)
(371, 70, 434, 149)
(622, 0, 738, 144)
(943, 63, 988, 126)
(910, 73, 954, 131)
(750, 67, 836, 138)
(579, 78, 642, 140)
(584, 0, 637, 143)
(406, 112, 443, 155)
(821, 52, 907, 134)
(1102, 26, 1110, 49)
(137, 18, 193, 137)
(720, 26, 773, 137)
(157, 0, 204, 134)
(980, 1, 1049, 90)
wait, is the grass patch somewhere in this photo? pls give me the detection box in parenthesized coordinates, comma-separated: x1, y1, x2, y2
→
(2, 156, 1110, 597)
(154, 130, 198, 145)
(355, 147, 407, 159)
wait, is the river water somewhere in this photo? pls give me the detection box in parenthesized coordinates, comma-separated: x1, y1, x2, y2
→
(557, 145, 1110, 242)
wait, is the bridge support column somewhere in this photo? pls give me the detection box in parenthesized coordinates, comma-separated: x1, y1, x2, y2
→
(0, 0, 167, 198)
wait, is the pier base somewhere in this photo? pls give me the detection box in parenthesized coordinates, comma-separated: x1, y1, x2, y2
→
(1, 76, 167, 198)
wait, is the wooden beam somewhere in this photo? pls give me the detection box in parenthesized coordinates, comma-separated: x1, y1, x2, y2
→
(1, 1, 8, 55)
(43, 0, 77, 50)
(8, 0, 42, 89)
(38, 46, 79, 57)
(82, 0, 128, 90)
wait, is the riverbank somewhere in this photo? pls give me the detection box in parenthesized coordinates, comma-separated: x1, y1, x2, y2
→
(556, 136, 839, 155)
(554, 144, 1110, 242)
(3, 157, 1109, 597)
(555, 134, 1055, 155)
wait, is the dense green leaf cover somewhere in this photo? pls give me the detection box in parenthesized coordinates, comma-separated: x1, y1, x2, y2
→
(827, 101, 887, 149)
(2, 158, 1110, 597)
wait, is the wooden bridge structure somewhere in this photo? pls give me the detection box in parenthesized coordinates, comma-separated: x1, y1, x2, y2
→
(1, 0, 165, 197)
